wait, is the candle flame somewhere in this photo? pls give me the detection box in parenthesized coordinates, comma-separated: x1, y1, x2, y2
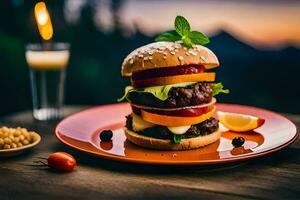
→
(34, 2, 53, 40)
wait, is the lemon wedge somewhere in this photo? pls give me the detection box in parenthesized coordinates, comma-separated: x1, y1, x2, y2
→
(217, 111, 264, 132)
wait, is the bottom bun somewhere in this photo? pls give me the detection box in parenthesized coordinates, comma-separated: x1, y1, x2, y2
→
(124, 128, 221, 151)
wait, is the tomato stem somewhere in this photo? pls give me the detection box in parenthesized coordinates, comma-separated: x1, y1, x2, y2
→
(36, 157, 47, 160)
(34, 160, 48, 166)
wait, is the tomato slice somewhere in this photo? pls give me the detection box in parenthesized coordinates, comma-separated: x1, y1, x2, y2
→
(132, 98, 216, 117)
(141, 106, 216, 126)
(132, 72, 215, 87)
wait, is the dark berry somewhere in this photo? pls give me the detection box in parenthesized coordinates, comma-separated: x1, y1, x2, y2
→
(100, 130, 113, 142)
(232, 137, 245, 148)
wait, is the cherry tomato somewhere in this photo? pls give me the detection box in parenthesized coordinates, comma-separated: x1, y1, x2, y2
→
(47, 152, 76, 172)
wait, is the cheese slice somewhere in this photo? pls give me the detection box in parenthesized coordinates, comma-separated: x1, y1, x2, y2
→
(167, 125, 191, 135)
(132, 113, 191, 135)
(132, 113, 155, 131)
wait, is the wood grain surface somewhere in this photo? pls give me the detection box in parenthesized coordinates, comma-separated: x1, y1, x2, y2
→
(0, 107, 299, 200)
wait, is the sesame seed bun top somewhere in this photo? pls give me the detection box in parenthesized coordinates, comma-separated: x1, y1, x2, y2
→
(121, 41, 219, 77)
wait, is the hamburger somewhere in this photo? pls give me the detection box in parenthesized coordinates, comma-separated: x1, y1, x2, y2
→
(119, 16, 228, 150)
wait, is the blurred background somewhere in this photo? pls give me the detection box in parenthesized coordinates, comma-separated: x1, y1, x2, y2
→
(0, 0, 300, 115)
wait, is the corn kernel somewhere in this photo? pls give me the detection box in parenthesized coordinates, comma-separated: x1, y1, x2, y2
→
(4, 137, 12, 144)
(11, 143, 17, 148)
(19, 135, 25, 141)
(22, 139, 29, 145)
(13, 130, 21, 137)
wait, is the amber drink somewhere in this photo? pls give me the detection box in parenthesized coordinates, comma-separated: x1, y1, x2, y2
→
(25, 43, 70, 120)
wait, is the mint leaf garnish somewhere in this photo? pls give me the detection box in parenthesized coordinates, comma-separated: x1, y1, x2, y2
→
(182, 36, 192, 48)
(189, 31, 210, 45)
(175, 16, 190, 36)
(155, 15, 209, 48)
(155, 31, 181, 42)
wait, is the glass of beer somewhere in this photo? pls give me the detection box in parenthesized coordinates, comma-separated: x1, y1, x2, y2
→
(25, 43, 70, 121)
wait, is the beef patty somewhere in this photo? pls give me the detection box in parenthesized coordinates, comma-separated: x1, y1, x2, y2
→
(126, 115, 219, 140)
(128, 83, 213, 108)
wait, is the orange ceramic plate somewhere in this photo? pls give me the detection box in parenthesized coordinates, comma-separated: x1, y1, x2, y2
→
(55, 103, 298, 165)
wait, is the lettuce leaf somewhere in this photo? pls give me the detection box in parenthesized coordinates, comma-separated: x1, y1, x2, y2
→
(118, 82, 196, 102)
(118, 86, 134, 102)
(172, 134, 183, 144)
(118, 82, 229, 102)
(212, 83, 230, 96)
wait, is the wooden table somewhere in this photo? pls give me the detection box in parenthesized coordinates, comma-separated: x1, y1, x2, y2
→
(1, 106, 299, 200)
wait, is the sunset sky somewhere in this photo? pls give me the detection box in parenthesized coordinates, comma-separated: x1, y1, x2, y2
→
(64, 0, 300, 49)
(119, 0, 300, 49)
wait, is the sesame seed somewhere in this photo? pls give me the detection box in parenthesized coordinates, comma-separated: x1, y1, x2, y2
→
(174, 44, 181, 49)
(149, 56, 153, 60)
(178, 56, 184, 64)
(163, 56, 167, 59)
(185, 52, 190, 56)
(183, 47, 187, 51)
(188, 49, 197, 56)
(170, 51, 175, 55)
(168, 48, 174, 52)
(200, 56, 206, 61)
